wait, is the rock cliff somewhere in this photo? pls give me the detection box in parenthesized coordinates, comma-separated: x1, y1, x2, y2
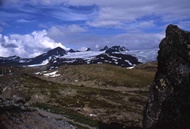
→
(143, 25, 190, 129)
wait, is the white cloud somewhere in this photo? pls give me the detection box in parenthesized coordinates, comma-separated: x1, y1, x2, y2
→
(48, 24, 85, 36)
(50, 8, 92, 21)
(47, 24, 86, 47)
(0, 30, 69, 58)
(1, 0, 189, 54)
(95, 45, 99, 49)
(92, 32, 164, 50)
(78, 47, 88, 52)
(17, 19, 36, 23)
(87, 20, 122, 27)
(46, 24, 164, 50)
(50, 0, 189, 27)
(178, 21, 190, 30)
(124, 20, 156, 32)
(2, 0, 189, 28)
(4, 0, 190, 22)
(110, 32, 164, 50)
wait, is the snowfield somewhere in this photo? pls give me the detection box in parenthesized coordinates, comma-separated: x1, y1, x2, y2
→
(123, 48, 158, 63)
(26, 59, 49, 67)
(25, 48, 158, 68)
(63, 51, 105, 59)
(62, 48, 158, 63)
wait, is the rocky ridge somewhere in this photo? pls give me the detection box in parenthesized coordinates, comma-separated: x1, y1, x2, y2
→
(143, 25, 190, 129)
(0, 75, 75, 129)
(0, 45, 139, 68)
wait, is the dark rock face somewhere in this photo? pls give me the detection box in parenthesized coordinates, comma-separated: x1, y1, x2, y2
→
(105, 46, 128, 54)
(0, 75, 75, 129)
(143, 25, 190, 129)
(100, 46, 109, 51)
(49, 53, 139, 68)
(31, 47, 67, 64)
(68, 49, 77, 53)
(86, 48, 92, 51)
(0, 47, 67, 66)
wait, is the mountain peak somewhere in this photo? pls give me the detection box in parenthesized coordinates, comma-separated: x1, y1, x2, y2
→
(86, 48, 92, 51)
(47, 47, 67, 56)
(166, 24, 181, 37)
(68, 49, 76, 53)
(100, 46, 109, 51)
(52, 46, 64, 51)
(105, 45, 128, 54)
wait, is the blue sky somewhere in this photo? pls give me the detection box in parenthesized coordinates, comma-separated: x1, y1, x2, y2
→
(0, 0, 190, 57)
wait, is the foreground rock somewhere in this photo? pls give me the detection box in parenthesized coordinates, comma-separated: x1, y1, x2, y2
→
(0, 76, 75, 129)
(0, 106, 75, 129)
(143, 25, 190, 129)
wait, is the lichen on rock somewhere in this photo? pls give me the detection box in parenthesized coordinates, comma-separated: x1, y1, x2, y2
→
(143, 25, 190, 129)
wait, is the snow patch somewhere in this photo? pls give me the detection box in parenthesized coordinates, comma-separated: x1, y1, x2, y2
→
(63, 51, 105, 59)
(126, 66, 135, 69)
(89, 114, 97, 117)
(34, 70, 60, 77)
(43, 70, 60, 77)
(125, 60, 132, 66)
(26, 59, 49, 67)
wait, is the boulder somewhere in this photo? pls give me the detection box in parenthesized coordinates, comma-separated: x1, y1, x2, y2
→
(143, 25, 190, 129)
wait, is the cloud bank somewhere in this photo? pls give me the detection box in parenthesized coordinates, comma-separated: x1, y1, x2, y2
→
(0, 30, 69, 58)
(0, 0, 189, 57)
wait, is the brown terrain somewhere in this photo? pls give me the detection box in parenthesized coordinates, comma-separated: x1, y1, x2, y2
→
(0, 62, 156, 129)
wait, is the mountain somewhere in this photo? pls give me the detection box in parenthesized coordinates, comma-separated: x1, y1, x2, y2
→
(86, 48, 92, 51)
(0, 45, 158, 68)
(100, 46, 109, 51)
(0, 56, 22, 66)
(0, 47, 67, 66)
(143, 25, 190, 129)
(29, 47, 67, 64)
(49, 52, 139, 68)
(68, 49, 77, 53)
(105, 46, 128, 54)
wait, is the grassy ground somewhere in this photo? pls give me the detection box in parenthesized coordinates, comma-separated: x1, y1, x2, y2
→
(39, 64, 155, 88)
(0, 63, 157, 128)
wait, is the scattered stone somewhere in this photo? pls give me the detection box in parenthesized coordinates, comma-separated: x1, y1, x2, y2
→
(29, 93, 50, 104)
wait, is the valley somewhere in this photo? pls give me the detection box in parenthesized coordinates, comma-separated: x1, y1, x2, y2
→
(0, 63, 156, 129)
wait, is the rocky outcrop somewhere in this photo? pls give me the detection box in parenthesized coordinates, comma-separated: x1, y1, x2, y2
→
(0, 75, 75, 129)
(143, 25, 190, 129)
(105, 46, 128, 54)
(100, 46, 109, 51)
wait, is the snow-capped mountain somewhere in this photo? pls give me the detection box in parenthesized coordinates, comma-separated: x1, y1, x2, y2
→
(123, 48, 158, 63)
(100, 46, 109, 51)
(49, 51, 139, 68)
(68, 49, 79, 53)
(105, 46, 128, 54)
(0, 46, 158, 68)
(0, 47, 67, 66)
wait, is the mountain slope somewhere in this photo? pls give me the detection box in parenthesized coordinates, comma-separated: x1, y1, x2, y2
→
(105, 46, 128, 54)
(0, 46, 158, 68)
(0, 47, 67, 66)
